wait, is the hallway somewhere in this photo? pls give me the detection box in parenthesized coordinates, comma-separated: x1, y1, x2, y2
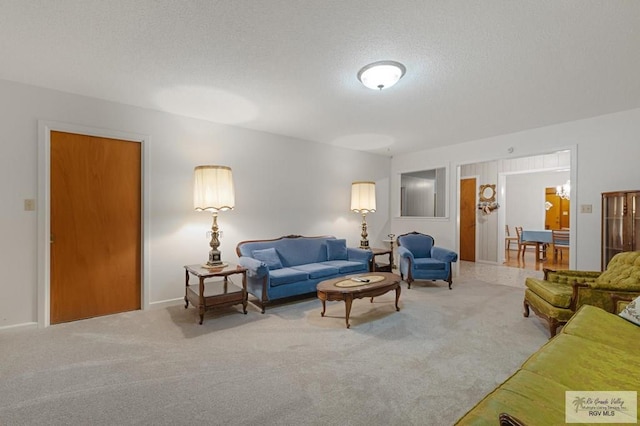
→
(458, 248, 569, 290)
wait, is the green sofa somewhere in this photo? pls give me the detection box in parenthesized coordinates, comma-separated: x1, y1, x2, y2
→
(524, 251, 640, 337)
(455, 304, 639, 425)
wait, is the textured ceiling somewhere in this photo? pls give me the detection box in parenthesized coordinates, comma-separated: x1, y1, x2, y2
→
(1, 0, 639, 156)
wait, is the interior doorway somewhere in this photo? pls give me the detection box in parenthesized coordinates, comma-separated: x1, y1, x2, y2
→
(459, 149, 574, 270)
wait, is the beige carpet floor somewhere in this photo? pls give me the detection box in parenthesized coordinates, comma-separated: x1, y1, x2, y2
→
(0, 268, 549, 425)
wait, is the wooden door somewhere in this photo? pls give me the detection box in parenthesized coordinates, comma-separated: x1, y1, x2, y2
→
(51, 131, 141, 324)
(545, 188, 561, 230)
(545, 188, 570, 230)
(460, 178, 476, 261)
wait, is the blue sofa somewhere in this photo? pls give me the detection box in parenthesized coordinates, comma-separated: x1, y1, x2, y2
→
(236, 235, 373, 312)
(397, 231, 458, 289)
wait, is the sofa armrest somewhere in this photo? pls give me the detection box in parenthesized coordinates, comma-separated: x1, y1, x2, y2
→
(397, 246, 414, 261)
(238, 256, 269, 278)
(543, 269, 601, 283)
(570, 281, 640, 312)
(610, 294, 637, 314)
(431, 246, 458, 263)
(347, 247, 373, 264)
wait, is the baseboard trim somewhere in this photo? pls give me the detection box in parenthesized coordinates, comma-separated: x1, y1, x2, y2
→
(476, 260, 500, 266)
(149, 298, 183, 310)
(0, 322, 38, 332)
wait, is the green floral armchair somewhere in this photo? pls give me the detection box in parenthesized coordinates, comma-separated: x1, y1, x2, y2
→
(523, 251, 640, 337)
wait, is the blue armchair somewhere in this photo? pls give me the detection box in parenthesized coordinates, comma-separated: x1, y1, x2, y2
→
(397, 232, 458, 289)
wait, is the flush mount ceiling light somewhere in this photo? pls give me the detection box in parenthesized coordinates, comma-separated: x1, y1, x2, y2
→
(357, 60, 406, 90)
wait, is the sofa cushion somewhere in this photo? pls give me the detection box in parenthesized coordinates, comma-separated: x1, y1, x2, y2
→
(269, 268, 309, 287)
(238, 236, 330, 267)
(326, 238, 348, 260)
(413, 258, 445, 271)
(291, 263, 339, 279)
(455, 305, 640, 426)
(455, 370, 568, 426)
(321, 260, 366, 274)
(522, 333, 640, 390)
(564, 305, 639, 349)
(525, 277, 573, 308)
(619, 295, 640, 326)
(252, 248, 283, 270)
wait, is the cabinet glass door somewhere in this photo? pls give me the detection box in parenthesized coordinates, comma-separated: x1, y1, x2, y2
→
(632, 192, 639, 258)
(602, 192, 627, 269)
(602, 191, 640, 269)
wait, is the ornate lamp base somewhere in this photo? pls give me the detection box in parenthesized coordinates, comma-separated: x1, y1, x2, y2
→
(203, 212, 227, 269)
(360, 213, 370, 250)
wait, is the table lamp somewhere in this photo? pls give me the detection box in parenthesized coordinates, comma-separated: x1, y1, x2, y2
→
(351, 181, 376, 249)
(193, 165, 235, 267)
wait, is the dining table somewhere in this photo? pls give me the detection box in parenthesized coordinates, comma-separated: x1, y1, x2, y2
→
(521, 230, 553, 244)
(521, 230, 552, 261)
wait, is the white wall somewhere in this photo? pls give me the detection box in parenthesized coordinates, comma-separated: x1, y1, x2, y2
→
(391, 107, 640, 271)
(0, 79, 390, 328)
(505, 170, 570, 231)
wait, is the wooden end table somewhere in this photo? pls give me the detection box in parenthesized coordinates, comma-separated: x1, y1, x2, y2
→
(184, 263, 248, 324)
(317, 272, 401, 328)
(370, 247, 393, 272)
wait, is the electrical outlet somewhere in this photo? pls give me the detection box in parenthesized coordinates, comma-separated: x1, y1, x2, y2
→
(580, 204, 593, 214)
(24, 199, 35, 211)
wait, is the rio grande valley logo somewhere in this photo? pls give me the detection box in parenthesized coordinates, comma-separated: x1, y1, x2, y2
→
(566, 391, 637, 423)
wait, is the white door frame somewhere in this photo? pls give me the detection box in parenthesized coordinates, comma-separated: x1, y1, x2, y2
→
(37, 121, 151, 327)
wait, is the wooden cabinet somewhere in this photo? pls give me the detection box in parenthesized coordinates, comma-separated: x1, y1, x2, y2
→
(602, 191, 640, 269)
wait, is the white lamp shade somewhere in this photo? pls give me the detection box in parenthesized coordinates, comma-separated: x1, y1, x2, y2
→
(351, 181, 376, 213)
(193, 165, 235, 212)
(357, 61, 406, 90)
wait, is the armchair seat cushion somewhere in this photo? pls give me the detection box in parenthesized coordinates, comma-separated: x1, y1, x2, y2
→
(524, 289, 574, 322)
(413, 258, 446, 271)
(525, 278, 572, 308)
(269, 268, 309, 287)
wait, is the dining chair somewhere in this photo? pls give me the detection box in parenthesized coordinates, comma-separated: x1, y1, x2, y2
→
(515, 226, 539, 260)
(552, 229, 570, 263)
(505, 225, 518, 255)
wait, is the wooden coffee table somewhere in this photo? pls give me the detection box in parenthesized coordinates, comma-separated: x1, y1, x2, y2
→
(316, 272, 401, 328)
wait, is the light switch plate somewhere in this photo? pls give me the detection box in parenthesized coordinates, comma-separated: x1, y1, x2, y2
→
(580, 204, 593, 214)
